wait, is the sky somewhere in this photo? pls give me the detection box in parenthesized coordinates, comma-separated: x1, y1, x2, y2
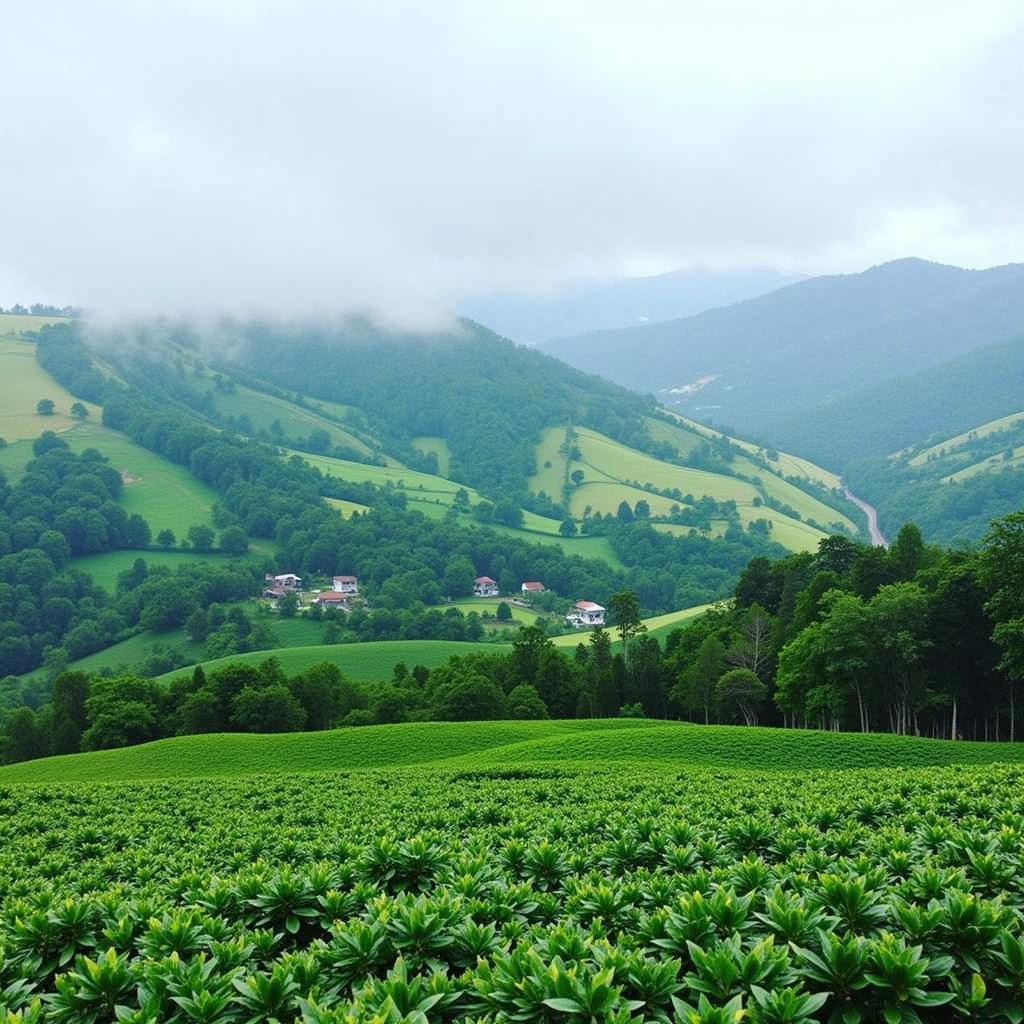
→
(1, 1, 1022, 322)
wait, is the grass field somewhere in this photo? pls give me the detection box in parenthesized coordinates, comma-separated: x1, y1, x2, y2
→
(154, 639, 506, 687)
(68, 547, 266, 591)
(207, 381, 374, 455)
(665, 411, 844, 490)
(0, 312, 70, 336)
(549, 603, 713, 647)
(0, 337, 101, 441)
(568, 480, 687, 518)
(446, 598, 542, 624)
(298, 449, 473, 498)
(5, 717, 1024, 784)
(411, 435, 451, 476)
(909, 410, 1024, 467)
(326, 496, 371, 517)
(528, 426, 570, 496)
(944, 444, 1024, 483)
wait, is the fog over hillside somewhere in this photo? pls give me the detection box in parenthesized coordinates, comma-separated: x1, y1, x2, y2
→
(1, 3, 1023, 322)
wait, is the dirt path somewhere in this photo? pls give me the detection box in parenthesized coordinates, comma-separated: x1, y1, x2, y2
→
(843, 483, 888, 547)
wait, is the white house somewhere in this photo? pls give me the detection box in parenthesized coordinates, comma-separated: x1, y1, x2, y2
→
(473, 575, 499, 597)
(566, 600, 605, 627)
(521, 581, 545, 595)
(266, 572, 302, 590)
(332, 575, 359, 596)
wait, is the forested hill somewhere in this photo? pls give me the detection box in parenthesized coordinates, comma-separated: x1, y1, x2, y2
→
(65, 317, 656, 500)
(540, 258, 1024, 435)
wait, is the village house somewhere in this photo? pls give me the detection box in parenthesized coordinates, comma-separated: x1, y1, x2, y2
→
(566, 600, 605, 627)
(311, 591, 350, 609)
(473, 575, 499, 597)
(265, 572, 302, 591)
(521, 581, 545, 594)
(332, 575, 359, 596)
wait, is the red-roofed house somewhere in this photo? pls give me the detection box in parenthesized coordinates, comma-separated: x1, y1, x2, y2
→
(473, 575, 499, 597)
(566, 600, 605, 627)
(312, 591, 351, 609)
(521, 581, 545, 594)
(332, 575, 359, 596)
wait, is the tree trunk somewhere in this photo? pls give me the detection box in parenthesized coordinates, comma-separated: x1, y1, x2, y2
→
(951, 697, 957, 741)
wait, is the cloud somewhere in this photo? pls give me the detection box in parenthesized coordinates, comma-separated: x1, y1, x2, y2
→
(1, 0, 1022, 320)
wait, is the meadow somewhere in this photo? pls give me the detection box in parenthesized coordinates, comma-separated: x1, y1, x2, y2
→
(412, 436, 451, 476)
(908, 410, 1024, 467)
(207, 381, 375, 455)
(0, 337, 101, 442)
(154, 639, 506, 687)
(1, 725, 1024, 1021)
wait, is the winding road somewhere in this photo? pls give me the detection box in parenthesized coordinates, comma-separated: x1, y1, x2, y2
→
(843, 484, 888, 547)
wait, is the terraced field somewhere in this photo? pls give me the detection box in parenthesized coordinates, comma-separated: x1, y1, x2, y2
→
(908, 410, 1024, 467)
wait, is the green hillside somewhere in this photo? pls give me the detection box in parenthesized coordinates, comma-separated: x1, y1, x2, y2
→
(4, 718, 1023, 784)
(155, 639, 506, 686)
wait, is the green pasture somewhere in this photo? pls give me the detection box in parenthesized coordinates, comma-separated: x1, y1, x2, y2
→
(944, 443, 1024, 483)
(5, 717, 1024, 784)
(155, 639, 506, 687)
(909, 410, 1024, 467)
(69, 548, 265, 592)
(208, 382, 374, 454)
(445, 598, 542, 624)
(568, 481, 685, 519)
(642, 415, 703, 457)
(297, 449, 475, 498)
(0, 338, 101, 441)
(0, 313, 70, 336)
(326, 497, 371, 517)
(411, 436, 451, 476)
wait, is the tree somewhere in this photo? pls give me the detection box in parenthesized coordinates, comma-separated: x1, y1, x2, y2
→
(156, 528, 176, 549)
(608, 589, 645, 650)
(570, 469, 585, 485)
(231, 684, 307, 732)
(495, 601, 512, 621)
(588, 626, 618, 717)
(442, 556, 475, 598)
(2, 706, 47, 763)
(716, 668, 766, 726)
(727, 603, 772, 680)
(187, 524, 215, 552)
(634, 499, 651, 519)
(277, 592, 298, 618)
(616, 501, 634, 522)
(36, 399, 55, 415)
(508, 683, 549, 719)
(890, 523, 927, 580)
(49, 670, 90, 754)
(559, 518, 578, 537)
(431, 672, 507, 721)
(70, 402, 89, 419)
(675, 635, 725, 724)
(978, 510, 1024, 740)
(219, 526, 249, 555)
(185, 607, 210, 643)
(81, 675, 162, 750)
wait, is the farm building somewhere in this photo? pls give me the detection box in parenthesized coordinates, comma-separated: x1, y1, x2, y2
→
(332, 575, 359, 595)
(566, 600, 605, 627)
(521, 581, 545, 594)
(265, 572, 302, 590)
(311, 592, 350, 609)
(473, 575, 499, 597)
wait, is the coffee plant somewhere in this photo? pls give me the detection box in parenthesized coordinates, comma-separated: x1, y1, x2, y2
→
(1, 764, 1023, 1021)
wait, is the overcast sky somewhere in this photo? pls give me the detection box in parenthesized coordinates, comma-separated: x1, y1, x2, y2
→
(1, 1, 1022, 321)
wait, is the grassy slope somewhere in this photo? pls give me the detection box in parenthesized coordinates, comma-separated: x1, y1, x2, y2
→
(534, 423, 847, 550)
(5, 718, 1024, 784)
(446, 598, 542, 623)
(411, 436, 451, 476)
(207, 382, 374, 455)
(908, 410, 1024, 467)
(154, 639, 507, 686)
(67, 548, 267, 593)
(0, 337, 101, 441)
(944, 445, 1024, 483)
(326, 497, 372, 517)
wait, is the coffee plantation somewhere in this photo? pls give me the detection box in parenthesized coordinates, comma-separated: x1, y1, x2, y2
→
(2, 759, 1024, 1022)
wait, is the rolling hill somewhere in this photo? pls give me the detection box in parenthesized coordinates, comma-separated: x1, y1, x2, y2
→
(3, 717, 1022, 784)
(541, 258, 1024, 437)
(458, 266, 800, 344)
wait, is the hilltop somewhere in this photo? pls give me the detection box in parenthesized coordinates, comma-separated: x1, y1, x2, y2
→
(3, 717, 1022, 783)
(541, 258, 1024, 437)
